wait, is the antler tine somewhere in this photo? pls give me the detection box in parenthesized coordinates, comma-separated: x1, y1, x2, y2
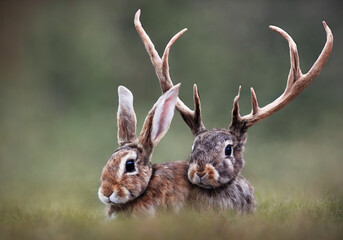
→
(134, 9, 205, 135)
(306, 21, 333, 80)
(162, 29, 206, 135)
(134, 10, 162, 75)
(269, 24, 302, 95)
(231, 22, 333, 130)
(160, 28, 187, 93)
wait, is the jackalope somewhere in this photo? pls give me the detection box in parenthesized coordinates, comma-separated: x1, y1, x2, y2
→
(134, 9, 333, 213)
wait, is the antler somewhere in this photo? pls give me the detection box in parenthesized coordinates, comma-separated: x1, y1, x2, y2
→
(230, 21, 333, 131)
(134, 9, 205, 136)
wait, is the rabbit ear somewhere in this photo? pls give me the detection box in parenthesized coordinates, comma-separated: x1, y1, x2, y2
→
(117, 86, 137, 146)
(139, 84, 180, 152)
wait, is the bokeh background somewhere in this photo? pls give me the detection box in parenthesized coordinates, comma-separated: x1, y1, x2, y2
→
(1, 0, 342, 239)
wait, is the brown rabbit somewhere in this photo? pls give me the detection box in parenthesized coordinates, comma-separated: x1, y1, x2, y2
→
(98, 84, 193, 218)
(134, 9, 333, 213)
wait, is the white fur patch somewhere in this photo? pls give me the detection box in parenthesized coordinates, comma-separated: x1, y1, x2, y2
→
(109, 187, 131, 204)
(118, 151, 138, 178)
(205, 164, 220, 181)
(98, 187, 110, 205)
(188, 162, 198, 184)
(118, 86, 134, 112)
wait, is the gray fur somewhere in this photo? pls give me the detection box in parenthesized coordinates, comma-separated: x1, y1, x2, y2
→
(188, 128, 256, 213)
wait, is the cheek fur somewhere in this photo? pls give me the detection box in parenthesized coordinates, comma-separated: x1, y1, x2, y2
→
(100, 182, 114, 197)
(120, 165, 152, 198)
(187, 163, 198, 183)
(204, 164, 220, 182)
(200, 164, 221, 187)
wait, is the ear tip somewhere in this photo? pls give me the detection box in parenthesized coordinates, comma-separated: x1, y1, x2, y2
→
(168, 84, 180, 95)
(173, 83, 181, 90)
(118, 85, 130, 93)
(118, 86, 133, 101)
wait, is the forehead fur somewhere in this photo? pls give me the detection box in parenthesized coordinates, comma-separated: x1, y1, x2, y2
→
(190, 128, 243, 163)
(105, 150, 131, 176)
(194, 129, 237, 147)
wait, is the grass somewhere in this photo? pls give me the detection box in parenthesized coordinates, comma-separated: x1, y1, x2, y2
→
(0, 192, 342, 240)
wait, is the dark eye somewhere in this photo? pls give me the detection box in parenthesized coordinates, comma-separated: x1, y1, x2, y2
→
(225, 144, 232, 156)
(125, 159, 135, 172)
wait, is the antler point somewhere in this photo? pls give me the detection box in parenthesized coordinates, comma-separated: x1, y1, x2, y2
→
(135, 9, 141, 17)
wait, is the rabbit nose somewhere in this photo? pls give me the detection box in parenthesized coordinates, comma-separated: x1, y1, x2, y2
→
(196, 172, 206, 178)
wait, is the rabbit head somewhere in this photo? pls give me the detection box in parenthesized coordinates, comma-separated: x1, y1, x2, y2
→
(188, 126, 247, 189)
(183, 87, 248, 188)
(98, 84, 180, 206)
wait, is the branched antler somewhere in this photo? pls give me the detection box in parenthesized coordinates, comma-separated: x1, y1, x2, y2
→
(134, 9, 333, 135)
(230, 21, 333, 131)
(134, 9, 205, 135)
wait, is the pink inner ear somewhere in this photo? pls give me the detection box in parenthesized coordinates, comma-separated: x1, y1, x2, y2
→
(155, 96, 174, 141)
(151, 89, 178, 144)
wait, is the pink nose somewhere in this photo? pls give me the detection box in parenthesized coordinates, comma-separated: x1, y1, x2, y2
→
(196, 172, 206, 178)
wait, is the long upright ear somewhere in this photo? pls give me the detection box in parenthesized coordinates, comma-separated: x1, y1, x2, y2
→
(117, 86, 137, 146)
(139, 84, 180, 151)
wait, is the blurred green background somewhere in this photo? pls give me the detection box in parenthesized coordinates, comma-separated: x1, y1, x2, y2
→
(1, 0, 342, 239)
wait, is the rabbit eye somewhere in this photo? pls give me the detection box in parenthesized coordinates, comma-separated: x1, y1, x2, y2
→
(125, 159, 135, 172)
(225, 144, 232, 156)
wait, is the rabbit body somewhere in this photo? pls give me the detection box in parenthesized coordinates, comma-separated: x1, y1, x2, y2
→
(190, 175, 256, 213)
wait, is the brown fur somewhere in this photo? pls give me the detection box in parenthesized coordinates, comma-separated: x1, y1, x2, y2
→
(117, 101, 137, 146)
(106, 161, 192, 217)
(98, 85, 195, 218)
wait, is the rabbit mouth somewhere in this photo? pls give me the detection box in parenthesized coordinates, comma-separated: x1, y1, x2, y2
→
(108, 187, 132, 204)
(98, 187, 132, 205)
(191, 173, 221, 188)
(194, 182, 214, 189)
(188, 162, 222, 188)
